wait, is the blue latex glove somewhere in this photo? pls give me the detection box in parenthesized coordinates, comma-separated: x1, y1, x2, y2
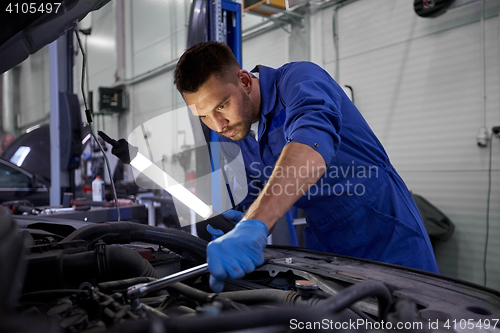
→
(207, 219, 268, 293)
(206, 210, 245, 240)
(206, 224, 224, 239)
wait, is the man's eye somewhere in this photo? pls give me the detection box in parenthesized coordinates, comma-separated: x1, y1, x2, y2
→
(217, 104, 225, 111)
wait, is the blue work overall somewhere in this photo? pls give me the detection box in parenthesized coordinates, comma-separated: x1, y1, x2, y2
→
(219, 62, 439, 273)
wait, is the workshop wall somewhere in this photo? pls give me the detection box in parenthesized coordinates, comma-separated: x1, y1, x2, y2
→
(74, 1, 117, 136)
(6, 0, 499, 288)
(242, 27, 289, 70)
(73, 1, 119, 184)
(2, 45, 50, 134)
(17, 48, 51, 131)
(126, 0, 194, 186)
(314, 0, 500, 288)
(74, 0, 195, 186)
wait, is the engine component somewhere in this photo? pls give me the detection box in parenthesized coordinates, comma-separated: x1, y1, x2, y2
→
(61, 221, 208, 262)
(23, 243, 158, 293)
(3, 211, 499, 333)
(0, 206, 31, 314)
(295, 280, 319, 299)
(127, 263, 208, 301)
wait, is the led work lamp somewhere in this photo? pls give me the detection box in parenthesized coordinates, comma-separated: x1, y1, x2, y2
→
(98, 131, 213, 219)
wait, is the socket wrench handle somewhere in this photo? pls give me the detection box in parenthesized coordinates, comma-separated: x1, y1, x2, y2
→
(127, 263, 209, 300)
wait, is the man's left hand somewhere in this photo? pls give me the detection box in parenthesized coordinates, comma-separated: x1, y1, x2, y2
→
(207, 219, 268, 293)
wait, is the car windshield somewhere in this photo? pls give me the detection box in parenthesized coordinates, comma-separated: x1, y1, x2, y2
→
(0, 162, 31, 188)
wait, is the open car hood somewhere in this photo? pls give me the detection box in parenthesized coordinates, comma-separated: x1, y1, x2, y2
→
(2, 211, 499, 333)
(0, 0, 110, 74)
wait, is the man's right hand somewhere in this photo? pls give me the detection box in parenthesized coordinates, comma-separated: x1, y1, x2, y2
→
(206, 209, 245, 239)
(207, 219, 268, 293)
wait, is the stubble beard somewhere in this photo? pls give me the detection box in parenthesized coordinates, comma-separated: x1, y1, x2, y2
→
(220, 90, 255, 142)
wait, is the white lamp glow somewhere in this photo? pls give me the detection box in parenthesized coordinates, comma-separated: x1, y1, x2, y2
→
(130, 152, 212, 219)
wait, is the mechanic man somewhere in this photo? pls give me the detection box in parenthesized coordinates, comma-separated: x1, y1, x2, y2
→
(174, 42, 439, 293)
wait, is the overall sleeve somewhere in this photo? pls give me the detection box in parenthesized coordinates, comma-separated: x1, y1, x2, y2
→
(278, 62, 343, 167)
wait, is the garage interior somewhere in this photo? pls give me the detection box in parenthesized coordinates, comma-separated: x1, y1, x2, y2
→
(1, 0, 499, 293)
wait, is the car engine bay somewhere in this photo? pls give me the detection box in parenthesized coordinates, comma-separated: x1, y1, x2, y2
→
(1, 207, 499, 333)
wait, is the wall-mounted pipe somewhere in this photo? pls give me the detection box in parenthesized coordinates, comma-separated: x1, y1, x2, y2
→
(115, 0, 126, 82)
(331, 0, 360, 83)
(480, 0, 486, 128)
(333, 4, 340, 82)
(2, 68, 20, 136)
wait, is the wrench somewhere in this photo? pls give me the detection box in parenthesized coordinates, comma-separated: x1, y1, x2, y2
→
(127, 263, 209, 301)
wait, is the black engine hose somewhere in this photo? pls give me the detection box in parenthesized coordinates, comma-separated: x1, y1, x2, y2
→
(23, 245, 159, 293)
(98, 277, 157, 294)
(166, 282, 213, 303)
(167, 280, 389, 314)
(112, 306, 335, 333)
(321, 280, 392, 320)
(166, 282, 318, 307)
(109, 282, 392, 333)
(218, 289, 375, 322)
(160, 281, 391, 333)
(63, 245, 159, 284)
(217, 289, 321, 306)
(60, 222, 207, 262)
(386, 299, 422, 326)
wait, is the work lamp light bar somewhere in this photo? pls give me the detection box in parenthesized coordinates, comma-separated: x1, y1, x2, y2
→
(130, 152, 213, 219)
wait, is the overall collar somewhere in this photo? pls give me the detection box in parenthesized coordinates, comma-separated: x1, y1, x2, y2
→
(252, 65, 279, 118)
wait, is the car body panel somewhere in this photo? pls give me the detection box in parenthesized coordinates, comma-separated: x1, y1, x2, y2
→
(0, 158, 49, 206)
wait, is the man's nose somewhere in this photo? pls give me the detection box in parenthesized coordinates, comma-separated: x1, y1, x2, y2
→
(212, 114, 228, 133)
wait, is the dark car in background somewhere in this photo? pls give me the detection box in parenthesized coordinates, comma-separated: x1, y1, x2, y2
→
(1, 123, 52, 184)
(0, 123, 94, 207)
(0, 124, 52, 206)
(0, 158, 49, 206)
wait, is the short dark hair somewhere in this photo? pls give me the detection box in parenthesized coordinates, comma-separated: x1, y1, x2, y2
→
(174, 42, 241, 93)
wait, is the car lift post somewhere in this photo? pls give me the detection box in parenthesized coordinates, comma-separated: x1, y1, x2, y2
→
(209, 0, 242, 213)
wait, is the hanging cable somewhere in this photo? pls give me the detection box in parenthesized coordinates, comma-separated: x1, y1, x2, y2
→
(74, 26, 121, 221)
(85, 34, 91, 114)
(141, 124, 154, 161)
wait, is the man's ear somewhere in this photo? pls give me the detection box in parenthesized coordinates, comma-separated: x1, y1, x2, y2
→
(237, 69, 253, 93)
